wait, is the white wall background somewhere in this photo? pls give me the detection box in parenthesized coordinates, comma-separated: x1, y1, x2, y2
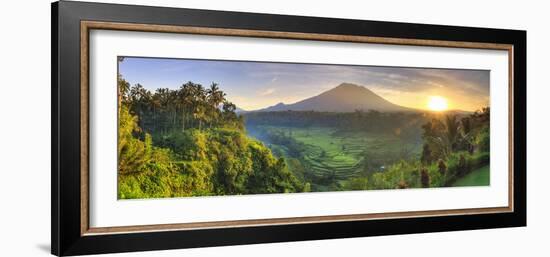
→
(0, 0, 547, 256)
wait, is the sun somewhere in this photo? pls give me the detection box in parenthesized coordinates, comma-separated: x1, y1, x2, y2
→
(427, 96, 449, 111)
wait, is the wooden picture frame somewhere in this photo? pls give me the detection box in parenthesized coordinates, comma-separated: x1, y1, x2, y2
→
(52, 1, 526, 256)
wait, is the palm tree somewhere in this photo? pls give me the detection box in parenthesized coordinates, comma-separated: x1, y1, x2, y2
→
(129, 84, 151, 128)
(444, 114, 460, 151)
(421, 115, 462, 160)
(193, 83, 206, 129)
(206, 82, 226, 127)
(207, 83, 225, 106)
(459, 117, 475, 153)
(155, 88, 171, 133)
(178, 83, 194, 132)
(117, 75, 130, 109)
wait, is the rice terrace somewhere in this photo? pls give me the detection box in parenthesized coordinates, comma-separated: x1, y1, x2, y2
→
(247, 125, 419, 191)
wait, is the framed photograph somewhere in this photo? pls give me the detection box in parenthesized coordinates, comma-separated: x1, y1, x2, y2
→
(52, 1, 526, 256)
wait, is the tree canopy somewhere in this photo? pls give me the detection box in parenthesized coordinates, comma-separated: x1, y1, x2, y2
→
(117, 74, 306, 199)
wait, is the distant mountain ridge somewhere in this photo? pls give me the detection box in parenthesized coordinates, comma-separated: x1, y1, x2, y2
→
(257, 83, 415, 113)
(235, 106, 247, 113)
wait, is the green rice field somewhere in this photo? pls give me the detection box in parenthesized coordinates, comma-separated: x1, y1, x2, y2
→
(248, 125, 422, 188)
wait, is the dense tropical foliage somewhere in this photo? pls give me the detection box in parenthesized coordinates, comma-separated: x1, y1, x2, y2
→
(117, 74, 306, 199)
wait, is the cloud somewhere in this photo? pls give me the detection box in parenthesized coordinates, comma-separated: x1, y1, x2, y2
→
(259, 88, 276, 96)
(120, 57, 490, 111)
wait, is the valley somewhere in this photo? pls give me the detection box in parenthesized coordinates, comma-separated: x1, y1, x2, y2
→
(247, 125, 422, 191)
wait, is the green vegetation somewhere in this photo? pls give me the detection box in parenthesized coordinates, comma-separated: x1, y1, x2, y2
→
(348, 108, 491, 190)
(245, 110, 425, 137)
(247, 126, 420, 191)
(245, 108, 490, 191)
(452, 165, 490, 187)
(117, 70, 306, 199)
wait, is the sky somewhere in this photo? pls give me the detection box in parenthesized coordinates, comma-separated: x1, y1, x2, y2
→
(118, 57, 490, 111)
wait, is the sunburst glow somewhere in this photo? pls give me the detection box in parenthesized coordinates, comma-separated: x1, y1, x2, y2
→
(427, 96, 449, 111)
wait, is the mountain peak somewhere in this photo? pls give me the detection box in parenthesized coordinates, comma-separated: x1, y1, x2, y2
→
(333, 83, 364, 90)
(328, 83, 379, 96)
(258, 83, 414, 113)
(322, 83, 378, 99)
